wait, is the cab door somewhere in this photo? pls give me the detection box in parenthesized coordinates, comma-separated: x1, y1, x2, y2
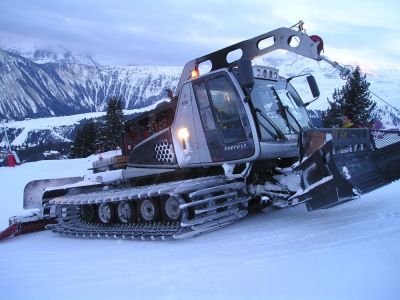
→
(192, 72, 255, 162)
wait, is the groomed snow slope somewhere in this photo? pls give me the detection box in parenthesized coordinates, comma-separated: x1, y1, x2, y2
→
(0, 158, 399, 300)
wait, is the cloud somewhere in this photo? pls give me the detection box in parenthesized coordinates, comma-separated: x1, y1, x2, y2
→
(0, 0, 399, 68)
(270, 0, 399, 30)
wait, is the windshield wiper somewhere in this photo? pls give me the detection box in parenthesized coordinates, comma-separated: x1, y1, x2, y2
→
(283, 105, 302, 134)
(254, 108, 287, 141)
(270, 87, 295, 133)
(271, 87, 304, 134)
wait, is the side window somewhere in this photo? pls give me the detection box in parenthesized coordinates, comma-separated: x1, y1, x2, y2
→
(208, 77, 240, 121)
(193, 81, 216, 131)
(207, 76, 247, 144)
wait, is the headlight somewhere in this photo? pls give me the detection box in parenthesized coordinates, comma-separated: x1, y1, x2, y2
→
(178, 128, 189, 140)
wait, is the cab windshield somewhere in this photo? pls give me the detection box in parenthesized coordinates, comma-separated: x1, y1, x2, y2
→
(250, 78, 312, 141)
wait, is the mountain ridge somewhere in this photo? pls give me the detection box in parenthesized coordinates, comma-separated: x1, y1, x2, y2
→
(2, 46, 399, 120)
(0, 47, 181, 120)
(6, 45, 101, 66)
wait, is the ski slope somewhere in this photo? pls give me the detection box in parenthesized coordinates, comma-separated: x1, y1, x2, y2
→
(1, 157, 400, 300)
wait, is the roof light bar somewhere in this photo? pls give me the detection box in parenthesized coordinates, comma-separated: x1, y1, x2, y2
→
(253, 65, 279, 81)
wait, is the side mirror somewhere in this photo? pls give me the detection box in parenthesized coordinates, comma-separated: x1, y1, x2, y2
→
(286, 73, 320, 107)
(237, 58, 254, 90)
(306, 75, 320, 98)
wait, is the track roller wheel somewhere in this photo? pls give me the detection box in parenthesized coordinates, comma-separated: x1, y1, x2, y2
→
(80, 205, 96, 222)
(98, 203, 116, 224)
(161, 196, 183, 222)
(117, 201, 137, 224)
(139, 199, 159, 222)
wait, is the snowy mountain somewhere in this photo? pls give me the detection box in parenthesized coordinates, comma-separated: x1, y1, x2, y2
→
(7, 45, 100, 66)
(373, 105, 400, 129)
(1, 46, 399, 121)
(1, 47, 400, 149)
(0, 48, 181, 120)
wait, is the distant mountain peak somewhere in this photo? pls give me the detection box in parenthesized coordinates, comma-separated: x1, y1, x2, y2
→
(6, 45, 100, 66)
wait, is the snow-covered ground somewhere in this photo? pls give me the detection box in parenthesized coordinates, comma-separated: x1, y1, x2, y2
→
(1, 158, 400, 300)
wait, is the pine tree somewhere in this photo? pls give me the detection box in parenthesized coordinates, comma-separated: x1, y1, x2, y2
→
(321, 66, 376, 127)
(98, 97, 125, 152)
(343, 66, 376, 125)
(70, 120, 99, 158)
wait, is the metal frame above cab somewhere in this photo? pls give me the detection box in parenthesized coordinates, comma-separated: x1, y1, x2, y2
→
(175, 27, 322, 96)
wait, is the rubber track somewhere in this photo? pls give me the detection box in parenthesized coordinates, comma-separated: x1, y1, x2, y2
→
(47, 176, 250, 240)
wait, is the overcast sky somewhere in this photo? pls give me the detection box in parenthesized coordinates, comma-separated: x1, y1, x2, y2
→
(1, 0, 399, 68)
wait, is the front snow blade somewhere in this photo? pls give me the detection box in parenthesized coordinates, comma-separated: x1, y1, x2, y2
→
(24, 177, 83, 209)
(297, 129, 400, 211)
(1, 177, 82, 240)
